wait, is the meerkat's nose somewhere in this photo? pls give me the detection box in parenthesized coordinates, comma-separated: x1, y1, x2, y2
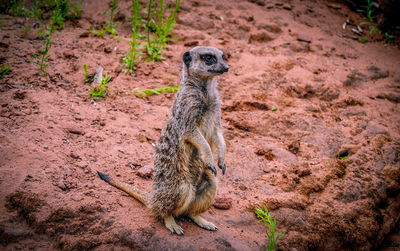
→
(222, 65, 229, 73)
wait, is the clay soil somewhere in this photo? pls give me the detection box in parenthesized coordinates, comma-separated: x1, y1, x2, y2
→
(1, 0, 400, 250)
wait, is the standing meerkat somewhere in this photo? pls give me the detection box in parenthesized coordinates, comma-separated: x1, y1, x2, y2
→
(98, 46, 229, 235)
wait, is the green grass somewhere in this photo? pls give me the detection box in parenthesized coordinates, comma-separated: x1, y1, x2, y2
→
(337, 152, 348, 160)
(104, 0, 118, 36)
(90, 73, 111, 98)
(133, 84, 180, 98)
(83, 64, 94, 83)
(358, 37, 367, 43)
(0, 64, 10, 78)
(145, 0, 180, 61)
(121, 0, 143, 72)
(255, 206, 285, 251)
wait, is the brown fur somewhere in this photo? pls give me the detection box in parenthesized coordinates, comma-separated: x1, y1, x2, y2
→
(98, 46, 228, 235)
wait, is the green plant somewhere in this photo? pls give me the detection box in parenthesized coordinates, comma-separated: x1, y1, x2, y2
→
(145, 0, 180, 61)
(358, 37, 367, 43)
(104, 0, 118, 36)
(83, 64, 94, 83)
(21, 25, 30, 35)
(133, 84, 180, 98)
(67, 0, 82, 20)
(90, 73, 111, 98)
(255, 206, 285, 251)
(121, 0, 143, 72)
(50, 0, 69, 30)
(90, 26, 106, 37)
(271, 106, 277, 111)
(38, 0, 69, 74)
(337, 152, 348, 160)
(384, 32, 395, 43)
(6, 0, 32, 17)
(38, 26, 55, 74)
(0, 64, 10, 78)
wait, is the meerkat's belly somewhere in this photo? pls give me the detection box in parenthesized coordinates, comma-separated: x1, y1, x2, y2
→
(199, 110, 219, 141)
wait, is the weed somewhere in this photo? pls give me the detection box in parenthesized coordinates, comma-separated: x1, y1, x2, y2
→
(337, 151, 348, 160)
(83, 64, 94, 83)
(271, 106, 277, 111)
(67, 0, 82, 20)
(38, 26, 55, 74)
(121, 0, 143, 72)
(145, 0, 180, 61)
(90, 26, 106, 38)
(5, 0, 32, 17)
(21, 25, 30, 35)
(358, 37, 367, 43)
(0, 64, 10, 78)
(384, 32, 395, 43)
(255, 206, 285, 251)
(133, 84, 180, 98)
(90, 73, 111, 98)
(38, 0, 70, 74)
(50, 0, 69, 30)
(104, 0, 118, 36)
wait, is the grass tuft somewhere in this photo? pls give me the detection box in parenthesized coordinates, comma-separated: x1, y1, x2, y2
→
(255, 206, 285, 251)
(0, 64, 10, 78)
(90, 73, 111, 98)
(133, 84, 180, 98)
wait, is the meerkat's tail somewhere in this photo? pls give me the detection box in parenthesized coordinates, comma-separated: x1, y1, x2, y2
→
(97, 171, 149, 207)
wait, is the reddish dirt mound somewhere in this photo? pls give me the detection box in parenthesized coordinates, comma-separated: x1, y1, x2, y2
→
(1, 0, 400, 250)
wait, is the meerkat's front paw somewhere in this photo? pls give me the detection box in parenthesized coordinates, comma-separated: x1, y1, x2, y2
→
(206, 164, 217, 176)
(164, 215, 184, 236)
(218, 163, 226, 175)
(190, 215, 218, 231)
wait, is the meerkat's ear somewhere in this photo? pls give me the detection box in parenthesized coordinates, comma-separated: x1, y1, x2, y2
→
(183, 51, 191, 68)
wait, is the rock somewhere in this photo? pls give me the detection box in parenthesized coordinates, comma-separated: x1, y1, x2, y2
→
(297, 34, 312, 43)
(213, 195, 232, 209)
(255, 148, 275, 160)
(79, 31, 91, 38)
(66, 128, 85, 135)
(288, 141, 300, 154)
(249, 32, 274, 43)
(104, 47, 112, 53)
(70, 152, 80, 159)
(136, 165, 154, 179)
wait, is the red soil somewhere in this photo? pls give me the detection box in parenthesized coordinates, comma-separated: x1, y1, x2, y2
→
(1, 0, 399, 250)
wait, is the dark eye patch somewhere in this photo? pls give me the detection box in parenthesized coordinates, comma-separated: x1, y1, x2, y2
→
(200, 54, 217, 65)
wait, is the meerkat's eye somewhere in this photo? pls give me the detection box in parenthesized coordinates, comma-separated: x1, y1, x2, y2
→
(222, 54, 227, 61)
(200, 54, 217, 65)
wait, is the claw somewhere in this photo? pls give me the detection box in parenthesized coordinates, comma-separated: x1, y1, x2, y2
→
(218, 163, 226, 175)
(207, 164, 217, 176)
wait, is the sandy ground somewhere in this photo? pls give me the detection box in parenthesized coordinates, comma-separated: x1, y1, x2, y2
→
(1, 0, 400, 250)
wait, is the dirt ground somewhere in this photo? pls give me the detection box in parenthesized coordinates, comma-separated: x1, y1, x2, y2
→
(1, 0, 400, 250)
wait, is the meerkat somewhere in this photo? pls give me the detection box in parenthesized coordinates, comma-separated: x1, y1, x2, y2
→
(97, 46, 229, 236)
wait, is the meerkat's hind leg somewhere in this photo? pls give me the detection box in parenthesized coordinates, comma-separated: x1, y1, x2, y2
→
(164, 215, 184, 235)
(189, 215, 218, 231)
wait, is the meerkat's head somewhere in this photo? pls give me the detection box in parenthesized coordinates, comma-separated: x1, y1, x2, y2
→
(182, 46, 229, 79)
